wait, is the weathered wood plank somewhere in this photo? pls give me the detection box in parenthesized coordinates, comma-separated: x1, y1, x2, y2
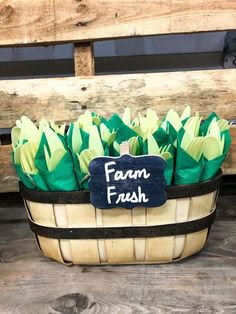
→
(1, 69, 236, 129)
(0, 144, 19, 193)
(1, 69, 236, 192)
(222, 126, 236, 175)
(0, 1, 236, 46)
(0, 126, 235, 193)
(74, 42, 94, 76)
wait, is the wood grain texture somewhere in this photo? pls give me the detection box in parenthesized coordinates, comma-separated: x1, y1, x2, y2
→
(0, 195, 235, 313)
(0, 144, 19, 193)
(1, 69, 236, 192)
(74, 42, 94, 76)
(1, 69, 236, 129)
(0, 128, 235, 194)
(222, 126, 236, 175)
(0, 1, 236, 46)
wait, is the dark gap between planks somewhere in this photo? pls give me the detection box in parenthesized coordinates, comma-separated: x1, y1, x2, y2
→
(0, 52, 225, 79)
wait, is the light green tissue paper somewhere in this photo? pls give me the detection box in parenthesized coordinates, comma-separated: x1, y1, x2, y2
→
(200, 128, 232, 181)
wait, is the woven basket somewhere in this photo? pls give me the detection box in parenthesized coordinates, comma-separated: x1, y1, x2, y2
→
(20, 171, 222, 265)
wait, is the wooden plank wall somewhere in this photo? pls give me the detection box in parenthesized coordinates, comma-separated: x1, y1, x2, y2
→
(1, 69, 236, 192)
(0, 1, 236, 46)
(1, 69, 236, 128)
(0, 0, 236, 192)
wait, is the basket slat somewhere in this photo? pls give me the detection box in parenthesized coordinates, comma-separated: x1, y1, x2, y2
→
(66, 204, 100, 264)
(174, 198, 191, 259)
(146, 200, 176, 262)
(27, 201, 64, 263)
(132, 207, 146, 262)
(181, 192, 216, 258)
(102, 208, 134, 264)
(53, 204, 72, 262)
(96, 208, 107, 263)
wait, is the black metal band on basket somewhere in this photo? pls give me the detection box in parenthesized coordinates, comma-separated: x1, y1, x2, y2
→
(19, 170, 222, 204)
(28, 208, 216, 239)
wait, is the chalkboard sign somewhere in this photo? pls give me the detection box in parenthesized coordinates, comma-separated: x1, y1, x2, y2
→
(89, 154, 167, 209)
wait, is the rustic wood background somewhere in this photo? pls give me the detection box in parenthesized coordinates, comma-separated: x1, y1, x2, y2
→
(0, 0, 236, 193)
(1, 70, 236, 192)
(1, 70, 236, 128)
(0, 1, 236, 312)
(0, 1, 236, 46)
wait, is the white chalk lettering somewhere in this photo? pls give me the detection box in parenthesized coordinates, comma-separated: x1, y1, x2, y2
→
(130, 191, 139, 203)
(114, 170, 124, 181)
(115, 192, 128, 204)
(113, 168, 150, 181)
(138, 186, 149, 202)
(107, 186, 117, 204)
(105, 161, 116, 182)
(115, 186, 149, 204)
(104, 160, 150, 206)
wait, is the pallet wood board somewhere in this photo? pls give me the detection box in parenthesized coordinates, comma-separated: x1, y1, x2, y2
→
(0, 144, 18, 193)
(1, 69, 236, 129)
(0, 194, 235, 313)
(74, 42, 94, 76)
(0, 1, 236, 46)
(1, 69, 236, 193)
(0, 125, 235, 193)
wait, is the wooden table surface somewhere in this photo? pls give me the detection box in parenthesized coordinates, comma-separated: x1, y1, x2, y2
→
(0, 193, 235, 314)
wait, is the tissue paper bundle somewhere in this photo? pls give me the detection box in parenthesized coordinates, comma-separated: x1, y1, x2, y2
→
(11, 107, 231, 191)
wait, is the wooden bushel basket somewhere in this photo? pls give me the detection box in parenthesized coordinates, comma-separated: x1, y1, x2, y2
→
(20, 172, 222, 265)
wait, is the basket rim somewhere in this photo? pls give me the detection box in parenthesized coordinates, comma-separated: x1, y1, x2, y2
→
(19, 170, 222, 204)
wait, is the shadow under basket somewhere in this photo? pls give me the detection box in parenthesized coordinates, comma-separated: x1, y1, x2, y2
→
(20, 171, 222, 265)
